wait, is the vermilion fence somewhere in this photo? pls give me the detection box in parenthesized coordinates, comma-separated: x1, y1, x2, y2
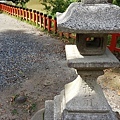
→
(0, 3, 120, 52)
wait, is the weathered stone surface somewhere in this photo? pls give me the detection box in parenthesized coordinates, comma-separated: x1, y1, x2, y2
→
(76, 33, 108, 55)
(65, 45, 120, 70)
(63, 113, 116, 120)
(57, 3, 120, 33)
(64, 77, 109, 112)
(44, 100, 54, 120)
(54, 95, 61, 120)
(81, 0, 108, 4)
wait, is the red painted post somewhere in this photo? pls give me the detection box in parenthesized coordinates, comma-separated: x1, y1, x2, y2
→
(5, 4, 8, 13)
(29, 9, 32, 21)
(15, 7, 17, 16)
(19, 7, 22, 18)
(109, 34, 117, 52)
(8, 5, 10, 14)
(24, 8, 27, 20)
(13, 6, 15, 16)
(18, 7, 20, 17)
(4, 4, 6, 12)
(11, 5, 13, 15)
(23, 8, 26, 19)
(33, 10, 36, 23)
(2, 4, 4, 11)
(10, 5, 13, 15)
(36, 11, 39, 25)
(3, 4, 5, 11)
(0, 4, 1, 10)
(54, 17, 57, 34)
(26, 8, 28, 21)
(39, 12, 43, 28)
(1, 3, 3, 11)
(44, 14, 47, 30)
(16, 7, 19, 17)
(48, 15, 52, 32)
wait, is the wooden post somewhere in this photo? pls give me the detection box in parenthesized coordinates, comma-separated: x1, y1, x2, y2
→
(19, 7, 22, 18)
(109, 34, 117, 52)
(29, 9, 32, 21)
(48, 15, 52, 32)
(16, 7, 19, 17)
(15, 7, 17, 16)
(23, 8, 26, 19)
(18, 7, 20, 17)
(44, 14, 47, 30)
(36, 11, 39, 25)
(26, 8, 28, 21)
(39, 12, 43, 28)
(13, 7, 15, 16)
(54, 17, 57, 34)
(33, 10, 36, 23)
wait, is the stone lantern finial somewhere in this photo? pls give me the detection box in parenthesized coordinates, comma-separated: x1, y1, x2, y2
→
(81, 0, 108, 4)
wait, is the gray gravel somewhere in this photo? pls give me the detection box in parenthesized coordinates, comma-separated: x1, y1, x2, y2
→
(0, 13, 76, 91)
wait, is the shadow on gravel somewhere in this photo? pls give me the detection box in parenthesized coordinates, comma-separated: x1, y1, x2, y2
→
(0, 29, 46, 90)
(0, 29, 76, 91)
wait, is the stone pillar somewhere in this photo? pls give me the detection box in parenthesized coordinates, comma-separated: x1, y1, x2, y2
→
(42, 45, 119, 120)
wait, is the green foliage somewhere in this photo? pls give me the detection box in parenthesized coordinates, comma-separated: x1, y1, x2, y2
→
(40, 0, 79, 15)
(8, 0, 30, 7)
(113, 0, 120, 6)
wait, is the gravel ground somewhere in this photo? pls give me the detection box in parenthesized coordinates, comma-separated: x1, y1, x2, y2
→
(0, 14, 76, 90)
(0, 13, 77, 119)
(0, 13, 120, 120)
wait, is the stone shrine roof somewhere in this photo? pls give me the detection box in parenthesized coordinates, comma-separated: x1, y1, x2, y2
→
(57, 2, 120, 33)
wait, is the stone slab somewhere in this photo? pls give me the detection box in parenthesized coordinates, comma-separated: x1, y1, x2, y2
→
(81, 0, 108, 4)
(57, 2, 120, 33)
(44, 100, 54, 120)
(65, 45, 120, 70)
(54, 90, 66, 120)
(54, 95, 61, 120)
(63, 112, 117, 120)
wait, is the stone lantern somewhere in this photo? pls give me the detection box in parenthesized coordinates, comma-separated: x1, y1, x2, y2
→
(32, 0, 120, 120)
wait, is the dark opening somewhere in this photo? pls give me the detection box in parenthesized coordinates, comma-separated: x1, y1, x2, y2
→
(86, 37, 103, 48)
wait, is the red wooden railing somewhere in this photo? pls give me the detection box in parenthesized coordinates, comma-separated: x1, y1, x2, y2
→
(0, 3, 120, 52)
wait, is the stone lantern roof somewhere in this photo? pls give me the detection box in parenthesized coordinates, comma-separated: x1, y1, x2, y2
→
(57, 0, 120, 33)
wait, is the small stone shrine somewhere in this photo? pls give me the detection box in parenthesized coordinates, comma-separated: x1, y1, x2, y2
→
(32, 0, 120, 120)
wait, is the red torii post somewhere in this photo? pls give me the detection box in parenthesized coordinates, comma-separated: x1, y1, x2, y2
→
(108, 33, 120, 52)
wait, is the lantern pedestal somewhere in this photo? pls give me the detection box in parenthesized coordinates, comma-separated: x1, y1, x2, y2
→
(43, 45, 119, 120)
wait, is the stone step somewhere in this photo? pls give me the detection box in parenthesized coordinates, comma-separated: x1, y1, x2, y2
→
(54, 95, 61, 120)
(54, 90, 65, 120)
(44, 100, 54, 120)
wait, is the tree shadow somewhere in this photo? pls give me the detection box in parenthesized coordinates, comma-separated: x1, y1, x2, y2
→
(0, 29, 47, 90)
(0, 29, 77, 91)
